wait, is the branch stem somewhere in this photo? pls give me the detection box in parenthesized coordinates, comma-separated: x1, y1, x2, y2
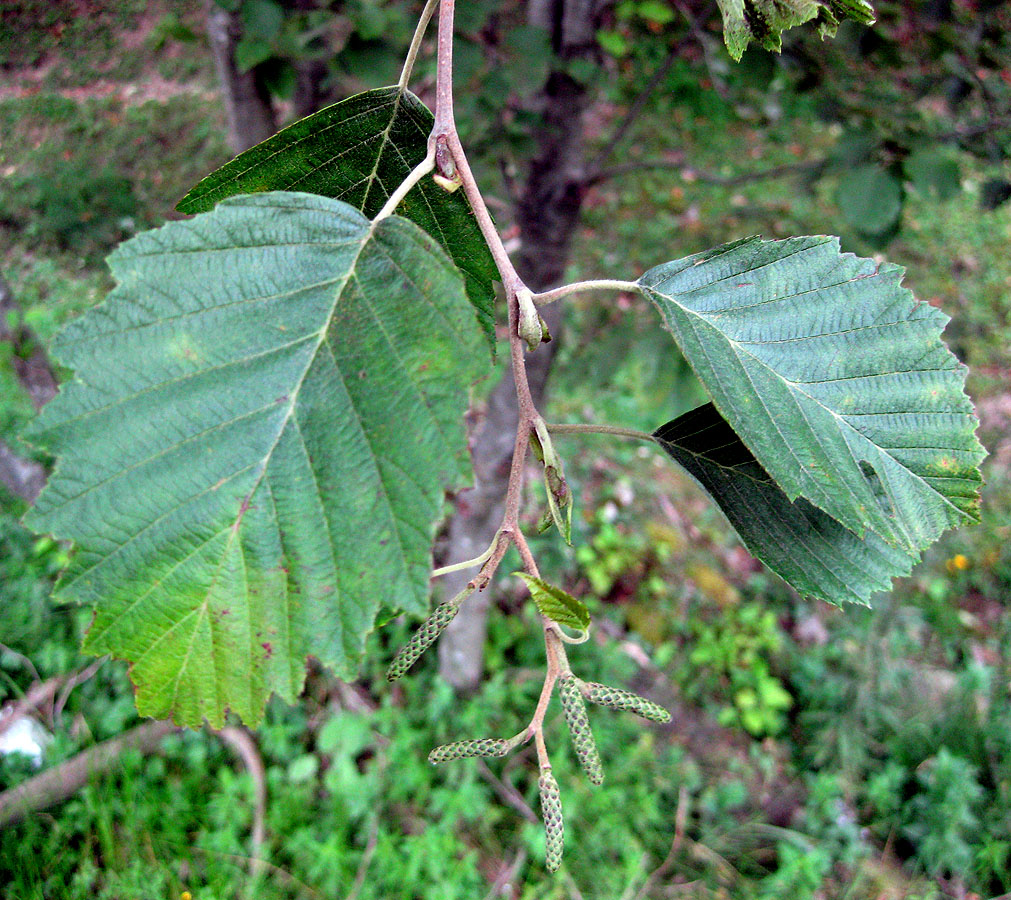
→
(433, 0, 457, 135)
(531, 280, 640, 305)
(427, 0, 572, 778)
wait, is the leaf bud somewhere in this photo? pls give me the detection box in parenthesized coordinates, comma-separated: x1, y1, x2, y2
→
(516, 288, 543, 352)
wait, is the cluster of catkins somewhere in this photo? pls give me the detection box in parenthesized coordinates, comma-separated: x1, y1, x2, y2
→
(387, 596, 671, 872)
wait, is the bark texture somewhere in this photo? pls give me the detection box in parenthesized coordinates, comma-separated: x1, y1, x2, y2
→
(437, 0, 605, 690)
(205, 0, 278, 153)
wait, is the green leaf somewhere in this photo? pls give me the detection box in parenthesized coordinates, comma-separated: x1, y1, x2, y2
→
(903, 148, 961, 202)
(636, 1, 676, 25)
(24, 192, 492, 728)
(637, 235, 984, 556)
(240, 0, 284, 40)
(715, 0, 874, 61)
(835, 165, 903, 235)
(654, 403, 914, 604)
(233, 36, 274, 73)
(515, 574, 591, 631)
(596, 29, 629, 57)
(176, 87, 498, 347)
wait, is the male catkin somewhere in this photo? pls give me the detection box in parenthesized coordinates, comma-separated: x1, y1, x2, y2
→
(386, 600, 459, 681)
(559, 675, 603, 785)
(582, 681, 672, 723)
(539, 770, 564, 872)
(428, 738, 509, 763)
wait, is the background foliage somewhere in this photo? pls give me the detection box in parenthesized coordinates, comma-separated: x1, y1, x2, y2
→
(1, 0, 1009, 897)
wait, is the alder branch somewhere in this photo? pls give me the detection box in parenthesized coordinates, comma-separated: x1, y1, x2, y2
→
(425, 0, 572, 762)
(0, 719, 177, 828)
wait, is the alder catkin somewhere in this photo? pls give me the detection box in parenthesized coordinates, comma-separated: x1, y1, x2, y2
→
(558, 675, 603, 785)
(428, 738, 509, 764)
(538, 770, 564, 872)
(582, 681, 672, 723)
(386, 601, 459, 681)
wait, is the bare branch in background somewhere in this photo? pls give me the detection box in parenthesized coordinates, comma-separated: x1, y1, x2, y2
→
(0, 719, 177, 828)
(217, 726, 268, 879)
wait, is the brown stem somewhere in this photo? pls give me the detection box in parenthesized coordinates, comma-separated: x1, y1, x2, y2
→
(429, 0, 572, 756)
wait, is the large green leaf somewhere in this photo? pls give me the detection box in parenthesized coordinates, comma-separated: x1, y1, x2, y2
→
(654, 403, 913, 604)
(177, 86, 498, 344)
(24, 192, 491, 727)
(637, 236, 984, 555)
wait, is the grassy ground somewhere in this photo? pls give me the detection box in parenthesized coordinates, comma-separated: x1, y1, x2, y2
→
(1, 4, 1010, 899)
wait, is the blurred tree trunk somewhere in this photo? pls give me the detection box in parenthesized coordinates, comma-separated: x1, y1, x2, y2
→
(205, 0, 278, 152)
(437, 0, 604, 690)
(283, 0, 335, 118)
(0, 273, 53, 502)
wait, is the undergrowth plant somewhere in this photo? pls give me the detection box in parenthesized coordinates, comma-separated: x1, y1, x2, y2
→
(23, 0, 985, 871)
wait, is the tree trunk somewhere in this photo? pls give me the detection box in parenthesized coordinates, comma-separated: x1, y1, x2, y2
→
(437, 0, 603, 690)
(205, 0, 278, 153)
(0, 273, 54, 502)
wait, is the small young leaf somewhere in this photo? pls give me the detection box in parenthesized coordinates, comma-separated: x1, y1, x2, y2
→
(515, 575, 590, 631)
(533, 421, 573, 545)
(543, 464, 573, 546)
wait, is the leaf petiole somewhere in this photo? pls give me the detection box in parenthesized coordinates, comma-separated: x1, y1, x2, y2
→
(430, 532, 500, 578)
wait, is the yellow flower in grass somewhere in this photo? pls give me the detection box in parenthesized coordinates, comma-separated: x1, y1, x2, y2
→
(946, 554, 970, 574)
